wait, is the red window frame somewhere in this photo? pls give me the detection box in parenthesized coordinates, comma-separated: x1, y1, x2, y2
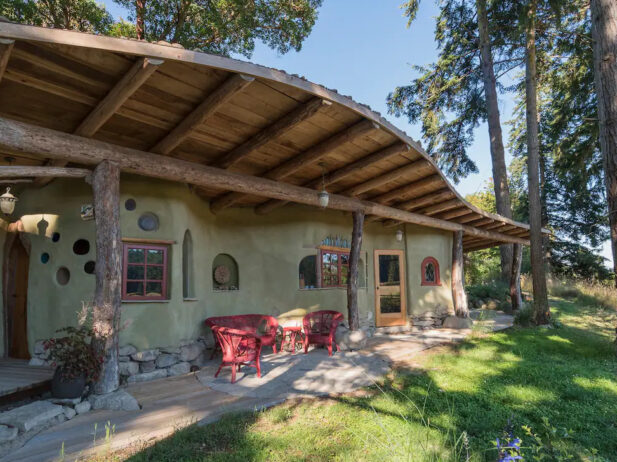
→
(421, 256, 441, 286)
(320, 248, 350, 288)
(122, 243, 169, 300)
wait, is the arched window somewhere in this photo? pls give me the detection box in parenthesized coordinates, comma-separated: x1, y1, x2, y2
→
(213, 254, 239, 291)
(299, 255, 317, 289)
(421, 257, 441, 286)
(182, 230, 195, 299)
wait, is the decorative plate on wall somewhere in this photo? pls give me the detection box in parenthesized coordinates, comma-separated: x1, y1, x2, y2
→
(214, 265, 231, 284)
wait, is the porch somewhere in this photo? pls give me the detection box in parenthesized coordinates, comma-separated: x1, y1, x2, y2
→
(0, 311, 512, 462)
(0, 359, 53, 406)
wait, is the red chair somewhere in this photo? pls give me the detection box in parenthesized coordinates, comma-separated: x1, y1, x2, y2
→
(205, 315, 279, 359)
(303, 310, 344, 356)
(212, 326, 262, 384)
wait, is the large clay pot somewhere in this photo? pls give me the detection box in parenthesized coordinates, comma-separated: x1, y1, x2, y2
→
(51, 368, 86, 399)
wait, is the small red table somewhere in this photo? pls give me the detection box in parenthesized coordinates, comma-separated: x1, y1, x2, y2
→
(280, 326, 303, 354)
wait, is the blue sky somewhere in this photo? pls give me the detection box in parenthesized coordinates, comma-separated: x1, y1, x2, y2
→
(103, 0, 612, 264)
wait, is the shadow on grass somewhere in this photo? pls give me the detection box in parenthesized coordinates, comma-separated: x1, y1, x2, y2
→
(125, 299, 617, 461)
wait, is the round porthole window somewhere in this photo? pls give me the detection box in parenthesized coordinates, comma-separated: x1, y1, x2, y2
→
(56, 267, 70, 286)
(125, 198, 136, 211)
(41, 252, 50, 264)
(138, 212, 159, 232)
(84, 261, 95, 274)
(73, 239, 90, 255)
(51, 232, 60, 243)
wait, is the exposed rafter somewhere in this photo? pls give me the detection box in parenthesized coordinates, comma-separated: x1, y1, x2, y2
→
(369, 174, 442, 204)
(458, 215, 489, 225)
(151, 74, 254, 155)
(34, 56, 163, 186)
(213, 97, 331, 170)
(436, 208, 474, 221)
(0, 166, 91, 178)
(416, 199, 461, 216)
(0, 39, 14, 84)
(342, 159, 432, 197)
(210, 118, 379, 213)
(0, 116, 531, 246)
(397, 189, 456, 211)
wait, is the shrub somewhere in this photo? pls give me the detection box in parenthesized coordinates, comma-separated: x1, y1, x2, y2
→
(514, 303, 534, 327)
(45, 325, 103, 382)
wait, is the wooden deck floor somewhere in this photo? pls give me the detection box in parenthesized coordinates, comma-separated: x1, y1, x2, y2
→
(0, 359, 53, 400)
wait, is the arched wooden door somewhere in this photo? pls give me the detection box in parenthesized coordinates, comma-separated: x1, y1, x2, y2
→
(6, 237, 30, 359)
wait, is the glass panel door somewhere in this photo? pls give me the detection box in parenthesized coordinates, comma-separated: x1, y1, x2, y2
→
(374, 250, 406, 326)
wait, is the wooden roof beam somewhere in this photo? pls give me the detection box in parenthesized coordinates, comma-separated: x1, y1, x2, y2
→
(416, 198, 462, 216)
(151, 73, 254, 155)
(0, 116, 531, 246)
(369, 174, 442, 204)
(0, 166, 91, 178)
(253, 137, 403, 215)
(341, 159, 432, 197)
(0, 39, 14, 84)
(34, 56, 163, 186)
(213, 97, 332, 170)
(460, 216, 493, 226)
(435, 207, 474, 221)
(211, 118, 379, 213)
(395, 189, 455, 211)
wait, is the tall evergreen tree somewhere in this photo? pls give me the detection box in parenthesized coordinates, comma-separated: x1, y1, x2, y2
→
(115, 0, 323, 57)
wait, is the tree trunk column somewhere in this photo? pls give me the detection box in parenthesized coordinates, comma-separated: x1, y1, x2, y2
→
(91, 161, 122, 395)
(347, 210, 364, 331)
(451, 230, 468, 318)
(510, 243, 523, 311)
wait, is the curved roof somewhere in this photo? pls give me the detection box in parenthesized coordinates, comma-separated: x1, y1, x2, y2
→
(0, 21, 532, 250)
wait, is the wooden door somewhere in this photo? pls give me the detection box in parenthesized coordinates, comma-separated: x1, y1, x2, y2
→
(374, 250, 406, 327)
(7, 237, 30, 359)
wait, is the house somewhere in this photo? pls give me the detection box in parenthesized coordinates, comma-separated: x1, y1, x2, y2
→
(0, 23, 530, 383)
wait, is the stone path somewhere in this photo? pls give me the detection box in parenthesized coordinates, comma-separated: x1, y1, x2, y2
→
(1, 311, 513, 462)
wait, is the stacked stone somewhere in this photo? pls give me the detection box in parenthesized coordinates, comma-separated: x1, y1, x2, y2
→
(119, 338, 209, 384)
(27, 340, 52, 367)
(0, 398, 91, 456)
(410, 305, 454, 330)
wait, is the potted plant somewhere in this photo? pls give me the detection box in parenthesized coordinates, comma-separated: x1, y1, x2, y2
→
(45, 325, 103, 399)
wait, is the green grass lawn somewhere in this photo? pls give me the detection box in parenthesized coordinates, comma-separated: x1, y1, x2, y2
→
(122, 299, 617, 461)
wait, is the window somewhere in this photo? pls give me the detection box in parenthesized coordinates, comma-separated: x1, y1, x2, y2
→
(299, 255, 317, 289)
(421, 257, 441, 286)
(182, 230, 195, 299)
(122, 243, 169, 300)
(321, 248, 349, 288)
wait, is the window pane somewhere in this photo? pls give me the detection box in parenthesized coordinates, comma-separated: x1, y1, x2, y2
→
(147, 265, 163, 280)
(378, 255, 400, 285)
(126, 281, 144, 296)
(340, 254, 349, 265)
(146, 282, 163, 297)
(380, 294, 402, 313)
(147, 249, 164, 264)
(128, 248, 145, 263)
(341, 265, 349, 284)
(425, 263, 435, 282)
(331, 253, 338, 264)
(127, 265, 144, 280)
(322, 252, 331, 264)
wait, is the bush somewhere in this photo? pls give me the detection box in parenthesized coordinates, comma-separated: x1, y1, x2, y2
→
(466, 281, 510, 308)
(514, 303, 534, 327)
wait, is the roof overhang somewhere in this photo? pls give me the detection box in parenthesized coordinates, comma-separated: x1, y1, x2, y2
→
(0, 22, 541, 250)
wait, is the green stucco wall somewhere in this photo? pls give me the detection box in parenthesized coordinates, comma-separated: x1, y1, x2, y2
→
(0, 218, 6, 357)
(2, 176, 455, 354)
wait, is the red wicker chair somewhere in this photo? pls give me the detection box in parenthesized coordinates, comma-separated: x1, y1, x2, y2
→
(212, 326, 262, 384)
(205, 314, 279, 359)
(303, 310, 344, 356)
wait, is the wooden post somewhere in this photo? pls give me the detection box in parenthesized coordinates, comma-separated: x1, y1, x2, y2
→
(347, 210, 364, 331)
(452, 230, 468, 317)
(91, 161, 122, 395)
(510, 243, 523, 311)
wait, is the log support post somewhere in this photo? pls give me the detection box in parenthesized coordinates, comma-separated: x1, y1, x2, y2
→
(91, 161, 122, 395)
(452, 230, 468, 318)
(347, 210, 364, 331)
(510, 243, 523, 311)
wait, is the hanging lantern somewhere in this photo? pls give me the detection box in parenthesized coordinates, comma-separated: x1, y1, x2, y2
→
(0, 187, 17, 215)
(318, 190, 330, 208)
(396, 229, 404, 242)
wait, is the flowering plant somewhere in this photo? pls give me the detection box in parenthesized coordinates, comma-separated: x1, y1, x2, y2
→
(44, 325, 103, 382)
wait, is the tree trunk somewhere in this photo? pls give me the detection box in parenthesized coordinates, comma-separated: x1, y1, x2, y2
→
(476, 0, 514, 282)
(347, 210, 364, 331)
(91, 161, 122, 395)
(452, 230, 469, 317)
(136, 0, 146, 40)
(510, 243, 523, 311)
(525, 0, 550, 325)
(591, 0, 617, 287)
